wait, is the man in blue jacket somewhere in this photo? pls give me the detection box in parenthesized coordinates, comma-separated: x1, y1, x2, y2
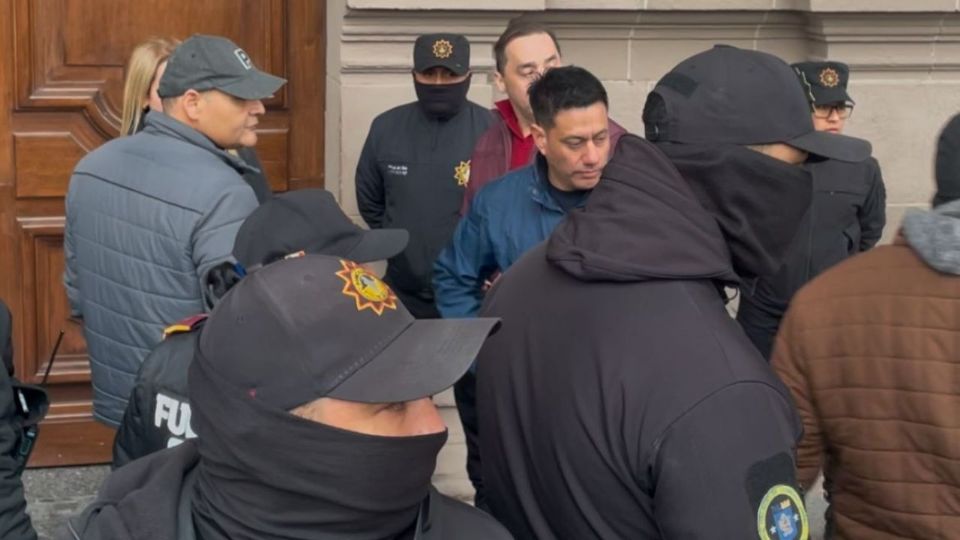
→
(433, 65, 612, 508)
(434, 65, 612, 318)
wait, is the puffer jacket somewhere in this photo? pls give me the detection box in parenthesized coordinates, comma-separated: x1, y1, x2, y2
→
(64, 111, 258, 427)
(772, 200, 960, 539)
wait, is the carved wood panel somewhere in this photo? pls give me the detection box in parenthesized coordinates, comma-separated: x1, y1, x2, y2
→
(0, 0, 326, 466)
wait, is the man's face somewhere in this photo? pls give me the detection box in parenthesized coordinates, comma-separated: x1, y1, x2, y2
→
(748, 143, 808, 165)
(194, 90, 265, 149)
(290, 396, 446, 437)
(413, 66, 469, 85)
(533, 101, 610, 191)
(495, 33, 562, 123)
(811, 102, 850, 134)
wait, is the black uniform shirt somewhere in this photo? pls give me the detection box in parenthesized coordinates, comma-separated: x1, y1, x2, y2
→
(355, 101, 492, 314)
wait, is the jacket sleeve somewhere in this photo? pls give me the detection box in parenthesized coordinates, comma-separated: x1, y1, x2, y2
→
(111, 381, 147, 469)
(858, 159, 887, 251)
(433, 195, 498, 318)
(192, 183, 258, 311)
(0, 303, 37, 540)
(355, 123, 384, 229)
(651, 383, 807, 538)
(771, 311, 824, 490)
(63, 179, 82, 318)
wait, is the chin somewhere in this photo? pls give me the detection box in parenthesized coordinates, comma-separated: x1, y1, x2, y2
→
(574, 176, 601, 190)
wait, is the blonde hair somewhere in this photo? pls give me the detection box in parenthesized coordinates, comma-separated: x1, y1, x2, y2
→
(120, 37, 180, 136)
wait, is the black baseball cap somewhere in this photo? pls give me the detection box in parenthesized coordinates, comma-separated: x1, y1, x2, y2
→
(644, 45, 871, 163)
(197, 254, 500, 410)
(158, 34, 286, 100)
(792, 61, 854, 106)
(233, 189, 408, 270)
(414, 33, 470, 76)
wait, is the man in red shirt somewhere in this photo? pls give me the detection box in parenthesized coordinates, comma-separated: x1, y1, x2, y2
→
(461, 19, 625, 215)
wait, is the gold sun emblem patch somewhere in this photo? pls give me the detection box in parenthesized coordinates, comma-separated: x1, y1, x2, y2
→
(819, 67, 840, 88)
(454, 160, 471, 187)
(335, 259, 398, 316)
(432, 39, 454, 59)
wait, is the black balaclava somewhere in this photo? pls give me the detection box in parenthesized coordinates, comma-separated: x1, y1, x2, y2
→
(414, 74, 471, 121)
(188, 358, 447, 540)
(654, 142, 813, 283)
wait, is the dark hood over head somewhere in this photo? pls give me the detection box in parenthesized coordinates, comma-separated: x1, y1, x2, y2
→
(547, 135, 812, 285)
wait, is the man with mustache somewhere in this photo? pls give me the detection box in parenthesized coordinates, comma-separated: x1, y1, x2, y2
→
(64, 34, 282, 427)
(434, 65, 611, 508)
(356, 33, 492, 319)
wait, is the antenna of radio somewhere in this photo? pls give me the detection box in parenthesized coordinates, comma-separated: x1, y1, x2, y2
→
(41, 330, 65, 386)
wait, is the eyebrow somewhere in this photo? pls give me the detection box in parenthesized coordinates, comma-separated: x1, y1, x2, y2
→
(517, 55, 559, 71)
(562, 129, 609, 143)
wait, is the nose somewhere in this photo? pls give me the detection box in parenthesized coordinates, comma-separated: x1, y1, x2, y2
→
(407, 397, 446, 436)
(250, 99, 266, 115)
(827, 107, 841, 121)
(583, 142, 601, 167)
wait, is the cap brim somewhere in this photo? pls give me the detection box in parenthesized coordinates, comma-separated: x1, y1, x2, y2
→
(787, 130, 872, 163)
(344, 228, 410, 263)
(327, 317, 500, 404)
(218, 71, 287, 100)
(415, 61, 469, 76)
(812, 87, 854, 106)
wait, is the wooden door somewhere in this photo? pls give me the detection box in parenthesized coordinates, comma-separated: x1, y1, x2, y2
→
(0, 0, 325, 466)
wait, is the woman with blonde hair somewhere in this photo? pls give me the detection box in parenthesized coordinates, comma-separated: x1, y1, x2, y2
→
(120, 36, 271, 202)
(120, 37, 178, 136)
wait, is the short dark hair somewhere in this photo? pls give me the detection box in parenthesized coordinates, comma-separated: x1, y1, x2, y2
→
(529, 66, 608, 129)
(493, 19, 561, 74)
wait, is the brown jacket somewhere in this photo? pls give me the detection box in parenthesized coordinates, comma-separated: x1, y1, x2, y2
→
(772, 212, 960, 539)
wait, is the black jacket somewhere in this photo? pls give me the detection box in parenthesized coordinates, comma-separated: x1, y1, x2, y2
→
(112, 317, 204, 468)
(737, 156, 886, 358)
(65, 442, 511, 540)
(0, 301, 46, 540)
(476, 136, 809, 539)
(356, 101, 492, 316)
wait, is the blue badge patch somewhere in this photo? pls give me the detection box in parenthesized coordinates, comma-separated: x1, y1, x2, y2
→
(757, 484, 808, 540)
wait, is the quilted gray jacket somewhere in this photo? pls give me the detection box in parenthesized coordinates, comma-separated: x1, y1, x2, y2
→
(64, 111, 258, 427)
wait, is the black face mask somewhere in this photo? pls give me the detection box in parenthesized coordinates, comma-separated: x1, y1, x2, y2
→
(655, 143, 813, 282)
(414, 75, 471, 121)
(189, 358, 447, 540)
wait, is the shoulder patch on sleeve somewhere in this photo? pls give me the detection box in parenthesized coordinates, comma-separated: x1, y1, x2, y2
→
(163, 314, 208, 339)
(747, 452, 809, 540)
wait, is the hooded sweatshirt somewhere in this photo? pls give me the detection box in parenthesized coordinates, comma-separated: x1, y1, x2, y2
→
(476, 135, 811, 539)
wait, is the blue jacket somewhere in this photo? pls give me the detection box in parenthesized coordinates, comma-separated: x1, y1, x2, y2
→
(434, 155, 584, 318)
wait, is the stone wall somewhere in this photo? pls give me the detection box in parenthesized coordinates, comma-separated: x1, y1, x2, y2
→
(324, 0, 960, 501)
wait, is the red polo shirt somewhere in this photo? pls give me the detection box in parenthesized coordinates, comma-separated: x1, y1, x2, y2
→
(495, 99, 536, 171)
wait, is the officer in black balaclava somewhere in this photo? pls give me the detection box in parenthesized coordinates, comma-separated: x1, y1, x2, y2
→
(63, 254, 510, 540)
(356, 33, 493, 319)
